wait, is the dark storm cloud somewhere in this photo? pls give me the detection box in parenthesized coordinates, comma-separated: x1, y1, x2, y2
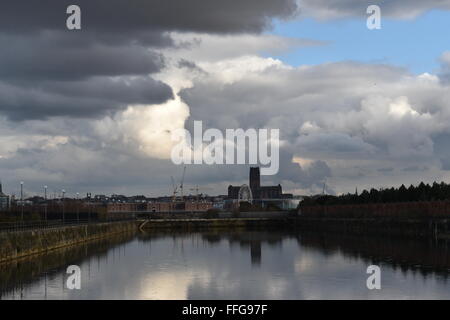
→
(0, 0, 299, 121)
(1, 0, 298, 34)
(42, 77, 172, 104)
(0, 76, 172, 120)
(0, 30, 172, 120)
(0, 33, 172, 120)
(177, 59, 206, 74)
(0, 33, 166, 81)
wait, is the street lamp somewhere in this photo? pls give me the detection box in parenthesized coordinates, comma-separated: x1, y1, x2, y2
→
(44, 186, 48, 222)
(88, 196, 91, 223)
(20, 181, 24, 221)
(76, 192, 80, 223)
(62, 189, 65, 224)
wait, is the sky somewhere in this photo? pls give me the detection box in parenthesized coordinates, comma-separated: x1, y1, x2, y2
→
(1, 0, 450, 198)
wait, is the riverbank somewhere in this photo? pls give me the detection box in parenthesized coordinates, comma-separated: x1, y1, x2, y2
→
(0, 221, 136, 263)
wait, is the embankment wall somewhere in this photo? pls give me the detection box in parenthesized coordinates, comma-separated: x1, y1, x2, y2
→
(0, 221, 136, 263)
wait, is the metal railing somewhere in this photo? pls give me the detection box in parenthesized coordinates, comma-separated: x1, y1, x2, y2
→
(0, 217, 137, 233)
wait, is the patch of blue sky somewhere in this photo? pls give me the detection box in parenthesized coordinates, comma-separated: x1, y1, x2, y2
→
(267, 10, 450, 74)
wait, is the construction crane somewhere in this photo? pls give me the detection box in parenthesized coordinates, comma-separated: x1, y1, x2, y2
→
(322, 179, 327, 195)
(170, 176, 178, 202)
(190, 185, 200, 202)
(179, 165, 186, 199)
(170, 166, 186, 202)
(189, 185, 213, 202)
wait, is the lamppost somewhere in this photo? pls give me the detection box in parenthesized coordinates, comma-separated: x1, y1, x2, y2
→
(44, 186, 48, 222)
(62, 189, 65, 224)
(76, 192, 80, 223)
(20, 181, 24, 221)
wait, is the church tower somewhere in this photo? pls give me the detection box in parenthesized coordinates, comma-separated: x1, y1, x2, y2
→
(249, 167, 260, 199)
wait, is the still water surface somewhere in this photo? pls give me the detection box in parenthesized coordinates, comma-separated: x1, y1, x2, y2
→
(1, 230, 450, 299)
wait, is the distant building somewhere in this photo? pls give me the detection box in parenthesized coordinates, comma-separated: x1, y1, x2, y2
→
(249, 167, 261, 197)
(0, 182, 10, 210)
(228, 167, 283, 200)
(227, 185, 241, 199)
(94, 194, 108, 202)
(107, 200, 213, 213)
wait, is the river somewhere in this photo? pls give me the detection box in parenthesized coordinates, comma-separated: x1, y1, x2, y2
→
(1, 229, 449, 299)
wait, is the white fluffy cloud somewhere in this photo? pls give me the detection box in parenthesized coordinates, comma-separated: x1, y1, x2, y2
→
(95, 95, 190, 160)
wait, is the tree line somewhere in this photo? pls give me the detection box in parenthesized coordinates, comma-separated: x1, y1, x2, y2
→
(301, 181, 450, 206)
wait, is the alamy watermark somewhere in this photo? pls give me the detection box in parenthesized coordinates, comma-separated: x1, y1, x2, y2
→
(66, 265, 81, 290)
(66, 5, 81, 30)
(367, 5, 381, 30)
(171, 121, 280, 175)
(366, 265, 381, 290)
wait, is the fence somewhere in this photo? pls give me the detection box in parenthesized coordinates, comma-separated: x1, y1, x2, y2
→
(0, 217, 137, 233)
